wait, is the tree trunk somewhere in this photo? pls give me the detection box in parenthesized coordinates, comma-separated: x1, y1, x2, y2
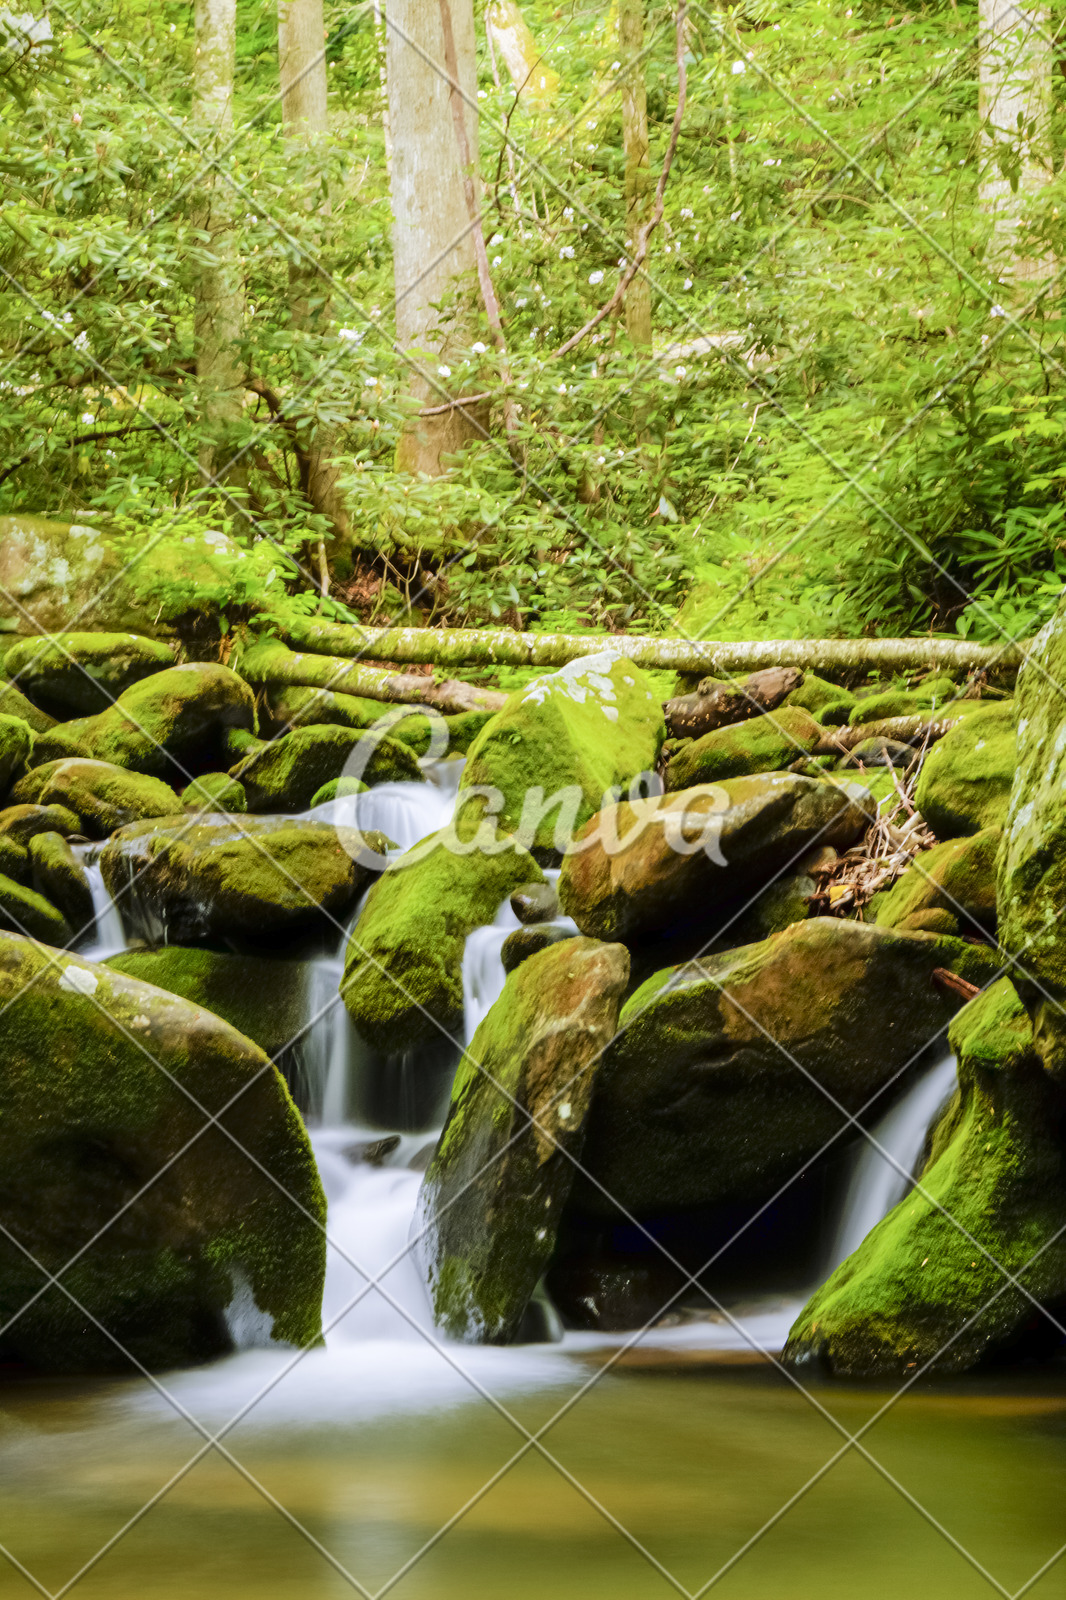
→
(619, 0, 652, 349)
(386, 0, 486, 474)
(239, 637, 507, 714)
(273, 617, 1023, 679)
(978, 0, 1053, 285)
(277, 0, 349, 550)
(192, 0, 246, 490)
(485, 0, 557, 109)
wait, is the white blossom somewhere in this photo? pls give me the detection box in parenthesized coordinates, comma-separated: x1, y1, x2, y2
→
(559, 245, 575, 259)
(731, 59, 745, 74)
(589, 269, 604, 285)
(683, 278, 693, 289)
(438, 364, 452, 377)
(472, 341, 487, 354)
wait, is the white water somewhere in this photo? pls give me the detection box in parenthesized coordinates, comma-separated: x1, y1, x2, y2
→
(303, 757, 462, 854)
(74, 849, 128, 959)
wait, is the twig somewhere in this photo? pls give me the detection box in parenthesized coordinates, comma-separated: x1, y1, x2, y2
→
(0, 423, 158, 487)
(419, 389, 494, 417)
(551, 0, 689, 361)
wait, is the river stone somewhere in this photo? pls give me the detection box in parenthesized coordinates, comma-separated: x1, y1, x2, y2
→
(785, 673, 855, 722)
(0, 872, 72, 944)
(106, 947, 310, 1059)
(501, 925, 577, 974)
(914, 701, 1015, 839)
(14, 759, 181, 839)
(0, 935, 326, 1372)
(0, 678, 54, 736)
(569, 918, 1002, 1219)
(267, 685, 494, 757)
(29, 831, 95, 931)
(558, 774, 871, 943)
(847, 677, 959, 725)
(0, 802, 82, 843)
(181, 771, 248, 813)
(309, 776, 367, 807)
(664, 706, 821, 789)
(457, 652, 664, 858)
(418, 937, 629, 1343)
(232, 724, 422, 812)
(510, 881, 559, 924)
(870, 827, 999, 939)
(27, 723, 94, 767)
(2, 632, 175, 718)
(0, 714, 33, 795)
(784, 979, 1066, 1376)
(101, 814, 386, 944)
(0, 835, 30, 885)
(342, 830, 544, 1054)
(0, 514, 147, 634)
(85, 663, 257, 781)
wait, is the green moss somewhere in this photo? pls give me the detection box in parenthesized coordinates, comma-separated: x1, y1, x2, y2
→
(786, 673, 854, 718)
(914, 702, 1015, 839)
(87, 663, 257, 779)
(2, 632, 174, 717)
(233, 723, 422, 812)
(0, 937, 326, 1370)
(342, 830, 544, 1052)
(818, 697, 857, 727)
(107, 947, 310, 1056)
(0, 802, 81, 842)
(0, 869, 71, 943)
(28, 724, 93, 767)
(309, 776, 367, 807)
(870, 827, 999, 937)
(665, 706, 821, 789)
(458, 653, 664, 856)
(29, 830, 94, 931)
(0, 676, 55, 734)
(266, 684, 493, 757)
(13, 758, 181, 838)
(0, 714, 33, 795)
(181, 771, 247, 813)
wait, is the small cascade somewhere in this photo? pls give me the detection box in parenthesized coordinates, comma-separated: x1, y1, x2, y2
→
(461, 870, 579, 1045)
(304, 759, 463, 854)
(830, 1054, 958, 1268)
(74, 849, 128, 959)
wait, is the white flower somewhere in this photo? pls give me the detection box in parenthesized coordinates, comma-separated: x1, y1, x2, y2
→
(681, 207, 693, 219)
(557, 382, 567, 394)
(610, 59, 620, 70)
(438, 364, 452, 377)
(675, 365, 687, 378)
(990, 304, 1006, 319)
(515, 296, 528, 308)
(563, 206, 574, 219)
(338, 327, 362, 342)
(731, 59, 745, 74)
(472, 341, 487, 354)
(493, 255, 502, 266)
(365, 375, 378, 387)
(559, 245, 575, 259)
(589, 269, 604, 285)
(597, 455, 606, 464)
(731, 210, 742, 221)
(489, 232, 504, 246)
(683, 278, 693, 289)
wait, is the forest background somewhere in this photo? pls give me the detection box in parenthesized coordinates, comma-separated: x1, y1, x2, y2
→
(2, 0, 1065, 656)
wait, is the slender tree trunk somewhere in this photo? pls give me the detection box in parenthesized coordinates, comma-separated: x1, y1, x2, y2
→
(277, 0, 349, 554)
(386, 0, 485, 475)
(485, 0, 557, 109)
(192, 0, 246, 490)
(978, 0, 1053, 285)
(619, 0, 652, 349)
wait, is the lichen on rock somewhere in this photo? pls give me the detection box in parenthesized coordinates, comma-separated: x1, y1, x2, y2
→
(914, 701, 1015, 839)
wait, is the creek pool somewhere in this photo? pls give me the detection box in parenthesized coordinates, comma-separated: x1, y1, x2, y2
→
(4, 1353, 1066, 1599)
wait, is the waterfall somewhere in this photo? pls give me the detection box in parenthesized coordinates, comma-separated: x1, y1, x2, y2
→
(74, 848, 128, 959)
(462, 869, 579, 1044)
(304, 758, 460, 854)
(830, 1054, 958, 1268)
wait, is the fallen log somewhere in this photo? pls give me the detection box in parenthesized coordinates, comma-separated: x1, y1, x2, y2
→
(238, 638, 507, 717)
(814, 714, 964, 757)
(275, 617, 1024, 679)
(664, 666, 803, 738)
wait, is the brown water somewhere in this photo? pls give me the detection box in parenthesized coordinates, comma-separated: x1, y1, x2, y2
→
(3, 1353, 1066, 1600)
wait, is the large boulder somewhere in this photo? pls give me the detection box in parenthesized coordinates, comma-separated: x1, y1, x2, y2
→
(914, 701, 1014, 839)
(784, 979, 1066, 1375)
(233, 724, 422, 812)
(570, 918, 1002, 1219)
(85, 663, 257, 780)
(418, 937, 629, 1342)
(266, 685, 494, 756)
(0, 872, 72, 944)
(107, 947, 310, 1058)
(457, 652, 664, 857)
(0, 515, 146, 634)
(0, 714, 33, 794)
(558, 774, 871, 943)
(29, 831, 95, 931)
(102, 814, 385, 944)
(0, 677, 55, 734)
(0, 935, 326, 1372)
(342, 831, 543, 1053)
(13, 759, 181, 838)
(870, 827, 999, 938)
(3, 632, 174, 717)
(663, 707, 821, 789)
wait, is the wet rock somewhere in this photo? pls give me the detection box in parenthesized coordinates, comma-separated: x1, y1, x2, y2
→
(664, 667, 803, 739)
(785, 673, 855, 723)
(501, 925, 577, 974)
(418, 936, 629, 1343)
(842, 737, 915, 768)
(558, 774, 871, 943)
(28, 831, 94, 931)
(0, 714, 33, 795)
(0, 514, 148, 634)
(870, 827, 999, 939)
(784, 979, 1066, 1376)
(457, 652, 664, 858)
(342, 1135, 401, 1167)
(102, 814, 386, 944)
(0, 872, 72, 944)
(914, 701, 1015, 839)
(0, 677, 55, 734)
(14, 759, 181, 838)
(664, 706, 821, 789)
(0, 802, 82, 843)
(233, 724, 421, 812)
(0, 935, 326, 1372)
(510, 881, 560, 924)
(181, 771, 248, 813)
(27, 724, 94, 767)
(2, 632, 175, 718)
(266, 685, 494, 756)
(724, 869, 815, 944)
(847, 676, 958, 725)
(342, 830, 543, 1053)
(106, 946, 309, 1058)
(309, 776, 367, 807)
(570, 918, 1002, 1219)
(85, 663, 257, 781)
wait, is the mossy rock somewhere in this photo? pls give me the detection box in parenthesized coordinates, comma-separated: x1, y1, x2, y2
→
(102, 814, 387, 944)
(847, 677, 959, 725)
(342, 830, 544, 1054)
(14, 759, 181, 839)
(106, 947, 310, 1058)
(784, 979, 1066, 1376)
(29, 830, 95, 931)
(233, 724, 422, 813)
(664, 706, 821, 789)
(267, 685, 493, 757)
(571, 918, 1002, 1219)
(0, 871, 72, 944)
(86, 663, 257, 782)
(558, 774, 871, 943)
(0, 835, 30, 885)
(818, 698, 857, 727)
(500, 924, 578, 974)
(786, 674, 855, 720)
(3, 632, 175, 718)
(913, 701, 1015, 839)
(0, 714, 33, 795)
(870, 827, 999, 938)
(0, 935, 326, 1372)
(181, 771, 247, 814)
(0, 677, 55, 735)
(0, 802, 81, 843)
(0, 514, 152, 635)
(309, 776, 367, 807)
(724, 869, 815, 944)
(27, 723, 94, 767)
(418, 937, 629, 1343)
(457, 652, 664, 858)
